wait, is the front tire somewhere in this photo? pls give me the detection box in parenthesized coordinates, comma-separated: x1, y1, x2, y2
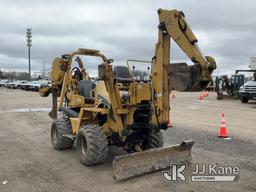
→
(76, 124, 108, 165)
(240, 96, 249, 103)
(51, 117, 74, 150)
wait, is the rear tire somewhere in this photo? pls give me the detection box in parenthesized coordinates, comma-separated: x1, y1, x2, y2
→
(240, 96, 249, 103)
(76, 124, 108, 165)
(142, 129, 163, 150)
(51, 116, 74, 150)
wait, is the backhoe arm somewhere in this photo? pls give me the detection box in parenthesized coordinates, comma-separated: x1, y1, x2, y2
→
(40, 48, 107, 119)
(157, 9, 216, 82)
(152, 9, 216, 129)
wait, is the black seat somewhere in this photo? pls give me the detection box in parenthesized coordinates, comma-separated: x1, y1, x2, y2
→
(78, 80, 94, 102)
(114, 66, 132, 83)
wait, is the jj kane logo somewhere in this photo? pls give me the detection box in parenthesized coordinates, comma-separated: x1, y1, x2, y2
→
(162, 163, 240, 182)
(162, 163, 187, 182)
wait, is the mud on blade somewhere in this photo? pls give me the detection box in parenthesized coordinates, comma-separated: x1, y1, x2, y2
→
(113, 140, 194, 181)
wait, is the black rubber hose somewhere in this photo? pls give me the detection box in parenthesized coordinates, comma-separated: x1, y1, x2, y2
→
(59, 107, 79, 118)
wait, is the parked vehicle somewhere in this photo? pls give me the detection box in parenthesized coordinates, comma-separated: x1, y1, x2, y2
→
(21, 80, 49, 91)
(0, 79, 9, 87)
(32, 81, 49, 91)
(11, 80, 27, 89)
(1, 79, 50, 92)
(19, 81, 28, 89)
(239, 72, 256, 103)
(21, 81, 32, 90)
(26, 81, 36, 91)
(5, 80, 14, 88)
(21, 81, 30, 90)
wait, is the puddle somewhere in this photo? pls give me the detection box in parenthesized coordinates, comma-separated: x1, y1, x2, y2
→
(194, 99, 208, 103)
(188, 105, 200, 110)
(0, 108, 51, 113)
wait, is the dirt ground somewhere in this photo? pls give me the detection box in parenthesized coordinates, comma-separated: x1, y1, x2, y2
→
(0, 87, 255, 192)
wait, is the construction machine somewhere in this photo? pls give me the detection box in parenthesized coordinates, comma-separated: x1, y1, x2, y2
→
(215, 74, 244, 100)
(238, 70, 256, 103)
(215, 69, 256, 100)
(40, 9, 216, 180)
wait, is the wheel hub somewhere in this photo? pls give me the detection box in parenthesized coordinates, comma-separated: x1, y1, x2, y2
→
(52, 126, 58, 144)
(80, 136, 87, 155)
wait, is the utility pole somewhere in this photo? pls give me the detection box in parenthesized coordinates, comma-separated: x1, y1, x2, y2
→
(43, 60, 46, 79)
(26, 28, 32, 80)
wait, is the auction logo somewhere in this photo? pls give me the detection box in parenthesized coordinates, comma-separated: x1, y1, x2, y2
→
(162, 163, 240, 182)
(162, 163, 187, 182)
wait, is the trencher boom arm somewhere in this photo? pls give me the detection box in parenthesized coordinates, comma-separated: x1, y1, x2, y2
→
(46, 48, 107, 119)
(152, 9, 216, 129)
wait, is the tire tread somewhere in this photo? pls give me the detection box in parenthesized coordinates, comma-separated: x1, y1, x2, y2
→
(76, 124, 108, 165)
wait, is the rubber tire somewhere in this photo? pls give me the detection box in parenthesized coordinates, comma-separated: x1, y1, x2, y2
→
(76, 124, 108, 166)
(142, 129, 163, 150)
(217, 92, 223, 100)
(51, 117, 74, 150)
(240, 96, 249, 103)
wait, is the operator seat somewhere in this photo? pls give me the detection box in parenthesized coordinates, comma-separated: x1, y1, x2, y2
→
(78, 80, 94, 103)
(114, 66, 132, 101)
(114, 66, 132, 84)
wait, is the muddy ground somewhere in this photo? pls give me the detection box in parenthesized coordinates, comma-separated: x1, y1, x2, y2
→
(0, 87, 255, 192)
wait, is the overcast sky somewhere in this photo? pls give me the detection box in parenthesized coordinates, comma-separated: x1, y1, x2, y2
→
(0, 0, 256, 76)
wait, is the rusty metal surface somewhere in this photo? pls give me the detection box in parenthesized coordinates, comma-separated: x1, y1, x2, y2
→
(167, 63, 209, 91)
(49, 89, 58, 119)
(112, 140, 194, 181)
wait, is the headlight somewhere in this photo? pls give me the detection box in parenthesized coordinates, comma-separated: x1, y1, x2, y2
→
(239, 86, 244, 91)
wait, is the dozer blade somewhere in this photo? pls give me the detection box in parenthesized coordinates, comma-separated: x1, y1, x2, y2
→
(113, 140, 194, 181)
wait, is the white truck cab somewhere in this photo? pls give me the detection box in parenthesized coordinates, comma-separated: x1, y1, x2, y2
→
(239, 73, 256, 103)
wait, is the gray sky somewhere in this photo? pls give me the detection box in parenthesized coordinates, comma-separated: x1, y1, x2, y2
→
(0, 0, 256, 75)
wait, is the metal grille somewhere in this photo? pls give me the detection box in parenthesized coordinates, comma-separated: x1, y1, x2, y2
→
(245, 85, 256, 92)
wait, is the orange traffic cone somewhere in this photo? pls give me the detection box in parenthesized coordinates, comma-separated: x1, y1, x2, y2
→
(199, 94, 204, 100)
(219, 113, 228, 138)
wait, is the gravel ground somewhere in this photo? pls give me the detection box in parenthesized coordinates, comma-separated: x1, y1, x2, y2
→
(0, 87, 255, 192)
